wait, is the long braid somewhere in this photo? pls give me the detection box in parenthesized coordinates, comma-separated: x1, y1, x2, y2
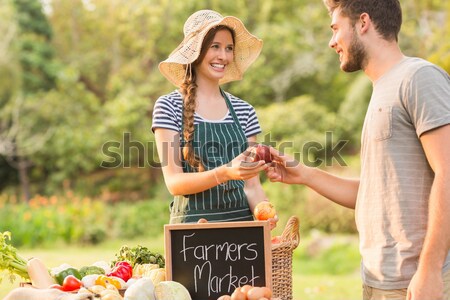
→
(180, 67, 205, 172)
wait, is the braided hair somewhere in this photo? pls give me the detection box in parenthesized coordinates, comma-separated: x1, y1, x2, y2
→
(179, 68, 205, 172)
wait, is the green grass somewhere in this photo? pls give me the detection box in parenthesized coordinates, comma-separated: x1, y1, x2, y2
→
(293, 233, 362, 299)
(0, 234, 362, 300)
(294, 273, 361, 299)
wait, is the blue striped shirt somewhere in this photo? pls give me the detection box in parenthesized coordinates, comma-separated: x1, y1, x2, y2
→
(151, 90, 262, 137)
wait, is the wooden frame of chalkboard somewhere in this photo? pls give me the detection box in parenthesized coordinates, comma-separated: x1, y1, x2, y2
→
(164, 221, 272, 300)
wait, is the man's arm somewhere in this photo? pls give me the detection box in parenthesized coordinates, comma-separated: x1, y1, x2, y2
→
(302, 166, 360, 209)
(408, 124, 450, 300)
(267, 147, 360, 209)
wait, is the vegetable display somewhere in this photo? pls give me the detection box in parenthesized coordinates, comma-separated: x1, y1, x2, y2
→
(107, 261, 133, 282)
(0, 231, 30, 282)
(124, 277, 155, 300)
(81, 274, 100, 288)
(54, 267, 82, 285)
(51, 274, 83, 292)
(79, 265, 105, 277)
(154, 281, 192, 300)
(2, 238, 182, 300)
(95, 275, 122, 289)
(111, 245, 165, 268)
(146, 268, 165, 285)
(92, 260, 112, 274)
(133, 263, 159, 277)
(26, 258, 55, 288)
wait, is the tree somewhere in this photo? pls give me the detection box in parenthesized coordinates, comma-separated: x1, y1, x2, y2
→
(0, 0, 58, 200)
(1, 0, 448, 199)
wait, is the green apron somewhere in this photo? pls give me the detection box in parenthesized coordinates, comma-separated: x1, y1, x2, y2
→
(169, 90, 254, 223)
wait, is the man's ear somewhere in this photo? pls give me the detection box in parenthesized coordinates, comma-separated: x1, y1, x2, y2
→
(359, 12, 371, 33)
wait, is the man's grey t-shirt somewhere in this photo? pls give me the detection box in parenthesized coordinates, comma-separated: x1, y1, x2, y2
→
(358, 57, 450, 289)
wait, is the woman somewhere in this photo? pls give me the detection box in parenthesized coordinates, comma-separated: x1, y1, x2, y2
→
(153, 10, 277, 226)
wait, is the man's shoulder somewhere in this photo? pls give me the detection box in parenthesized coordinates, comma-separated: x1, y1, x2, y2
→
(404, 57, 447, 75)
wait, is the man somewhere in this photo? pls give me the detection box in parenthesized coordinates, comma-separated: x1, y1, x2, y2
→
(266, 0, 450, 299)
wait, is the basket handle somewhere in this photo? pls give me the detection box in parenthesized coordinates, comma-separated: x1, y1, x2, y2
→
(280, 216, 300, 249)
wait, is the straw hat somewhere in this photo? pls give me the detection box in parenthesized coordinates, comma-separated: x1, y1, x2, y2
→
(159, 10, 263, 87)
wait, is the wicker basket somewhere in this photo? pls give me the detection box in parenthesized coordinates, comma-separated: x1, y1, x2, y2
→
(271, 216, 300, 300)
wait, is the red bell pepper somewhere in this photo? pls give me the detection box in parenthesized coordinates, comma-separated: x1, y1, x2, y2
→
(107, 261, 132, 282)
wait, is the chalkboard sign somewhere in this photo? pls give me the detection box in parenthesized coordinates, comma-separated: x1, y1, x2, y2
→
(164, 221, 272, 300)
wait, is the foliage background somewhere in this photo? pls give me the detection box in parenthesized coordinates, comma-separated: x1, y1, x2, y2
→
(0, 0, 448, 244)
(0, 1, 448, 299)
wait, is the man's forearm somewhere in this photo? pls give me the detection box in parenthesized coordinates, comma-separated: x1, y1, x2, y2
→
(303, 166, 359, 209)
(418, 174, 450, 272)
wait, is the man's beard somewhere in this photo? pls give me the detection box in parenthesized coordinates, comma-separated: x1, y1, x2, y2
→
(342, 31, 367, 72)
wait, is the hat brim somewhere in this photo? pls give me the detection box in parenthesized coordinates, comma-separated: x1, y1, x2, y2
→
(159, 16, 263, 87)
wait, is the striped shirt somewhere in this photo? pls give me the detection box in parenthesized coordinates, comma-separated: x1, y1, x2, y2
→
(152, 89, 260, 223)
(151, 90, 261, 137)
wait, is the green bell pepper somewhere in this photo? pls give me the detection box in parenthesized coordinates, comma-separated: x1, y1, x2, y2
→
(55, 267, 82, 285)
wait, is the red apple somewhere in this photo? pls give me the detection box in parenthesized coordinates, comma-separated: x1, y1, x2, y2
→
(254, 201, 276, 220)
(251, 144, 272, 163)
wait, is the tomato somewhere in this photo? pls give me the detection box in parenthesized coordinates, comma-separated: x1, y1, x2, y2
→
(61, 275, 83, 291)
(254, 201, 276, 221)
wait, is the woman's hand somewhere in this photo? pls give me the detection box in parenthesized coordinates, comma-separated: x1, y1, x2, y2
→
(267, 214, 279, 230)
(218, 148, 268, 182)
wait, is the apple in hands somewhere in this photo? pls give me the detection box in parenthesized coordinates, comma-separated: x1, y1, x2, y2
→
(250, 144, 273, 163)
